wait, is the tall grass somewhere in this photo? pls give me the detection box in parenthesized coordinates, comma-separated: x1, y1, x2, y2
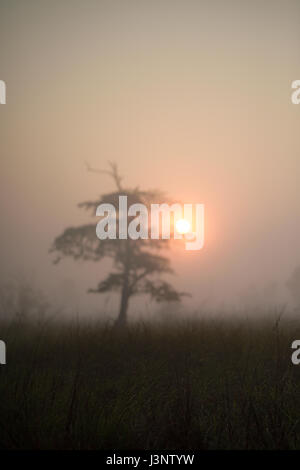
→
(1, 313, 300, 449)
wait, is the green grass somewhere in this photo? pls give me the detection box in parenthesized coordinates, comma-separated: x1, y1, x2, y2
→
(1, 313, 300, 449)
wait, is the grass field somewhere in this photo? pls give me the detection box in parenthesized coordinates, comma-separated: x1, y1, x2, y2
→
(1, 312, 300, 450)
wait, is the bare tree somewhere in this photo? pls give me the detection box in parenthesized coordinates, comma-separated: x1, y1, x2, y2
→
(50, 162, 187, 326)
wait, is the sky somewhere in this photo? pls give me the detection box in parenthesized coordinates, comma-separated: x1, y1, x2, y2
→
(0, 0, 300, 316)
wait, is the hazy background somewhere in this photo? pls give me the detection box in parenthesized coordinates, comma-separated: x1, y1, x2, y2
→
(0, 0, 299, 317)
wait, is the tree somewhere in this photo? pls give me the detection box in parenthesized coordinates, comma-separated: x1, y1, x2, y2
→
(50, 162, 187, 326)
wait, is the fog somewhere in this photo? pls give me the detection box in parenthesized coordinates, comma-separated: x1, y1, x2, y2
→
(1, 0, 300, 318)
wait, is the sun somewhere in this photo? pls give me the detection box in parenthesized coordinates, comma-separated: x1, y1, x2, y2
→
(175, 218, 191, 235)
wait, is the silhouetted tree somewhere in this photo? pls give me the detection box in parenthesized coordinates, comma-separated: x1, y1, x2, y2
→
(50, 163, 187, 326)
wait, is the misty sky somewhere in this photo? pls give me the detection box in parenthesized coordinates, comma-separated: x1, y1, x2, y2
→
(0, 0, 300, 315)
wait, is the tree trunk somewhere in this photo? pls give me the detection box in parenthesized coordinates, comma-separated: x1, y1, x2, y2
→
(114, 241, 132, 328)
(115, 282, 130, 327)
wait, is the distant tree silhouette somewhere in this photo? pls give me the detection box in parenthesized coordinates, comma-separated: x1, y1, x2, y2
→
(50, 163, 187, 326)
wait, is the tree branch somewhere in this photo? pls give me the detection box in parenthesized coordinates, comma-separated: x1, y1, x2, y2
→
(85, 161, 123, 191)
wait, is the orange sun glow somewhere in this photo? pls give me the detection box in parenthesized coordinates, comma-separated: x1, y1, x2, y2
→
(175, 218, 191, 235)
